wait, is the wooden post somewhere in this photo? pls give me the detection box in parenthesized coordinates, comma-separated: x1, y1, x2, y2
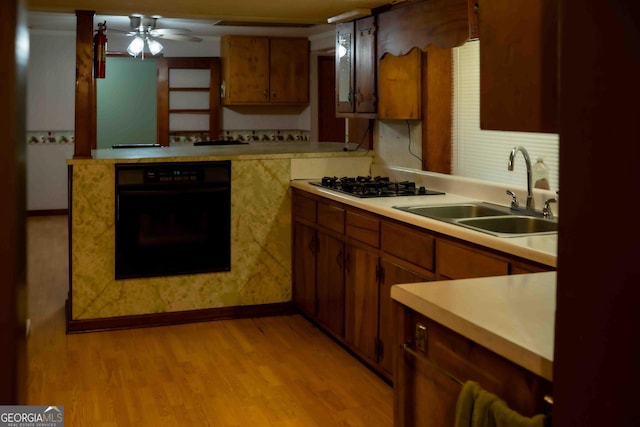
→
(74, 10, 94, 158)
(0, 0, 28, 404)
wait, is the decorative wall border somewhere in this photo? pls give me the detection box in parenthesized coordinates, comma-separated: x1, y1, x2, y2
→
(170, 129, 311, 144)
(27, 131, 75, 144)
(27, 129, 311, 145)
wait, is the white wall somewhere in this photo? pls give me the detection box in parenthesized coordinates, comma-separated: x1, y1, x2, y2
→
(27, 31, 76, 211)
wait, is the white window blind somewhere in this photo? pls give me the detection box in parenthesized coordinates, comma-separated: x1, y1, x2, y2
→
(452, 40, 559, 191)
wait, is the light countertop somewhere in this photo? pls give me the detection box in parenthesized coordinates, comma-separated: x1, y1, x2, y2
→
(290, 180, 557, 268)
(391, 272, 555, 381)
(67, 142, 373, 164)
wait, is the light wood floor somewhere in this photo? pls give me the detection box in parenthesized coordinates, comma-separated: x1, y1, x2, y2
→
(25, 215, 393, 426)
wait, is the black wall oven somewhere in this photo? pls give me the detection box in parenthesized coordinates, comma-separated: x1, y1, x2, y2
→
(115, 161, 231, 280)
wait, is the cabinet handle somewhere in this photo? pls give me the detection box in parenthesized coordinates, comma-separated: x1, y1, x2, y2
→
(263, 89, 269, 100)
(272, 90, 277, 100)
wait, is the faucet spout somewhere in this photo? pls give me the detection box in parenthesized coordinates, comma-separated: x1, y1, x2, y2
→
(508, 146, 535, 210)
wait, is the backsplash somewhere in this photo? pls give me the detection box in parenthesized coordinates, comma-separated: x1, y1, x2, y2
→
(27, 130, 310, 145)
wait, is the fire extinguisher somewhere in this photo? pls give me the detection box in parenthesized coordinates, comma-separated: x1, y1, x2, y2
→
(94, 21, 107, 79)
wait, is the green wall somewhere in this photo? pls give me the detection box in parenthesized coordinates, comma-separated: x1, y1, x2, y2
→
(96, 57, 157, 148)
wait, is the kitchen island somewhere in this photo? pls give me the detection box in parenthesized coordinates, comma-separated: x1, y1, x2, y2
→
(391, 272, 555, 426)
(392, 271, 555, 381)
(66, 142, 373, 332)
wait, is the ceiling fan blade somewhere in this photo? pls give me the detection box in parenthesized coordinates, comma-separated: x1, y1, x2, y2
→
(153, 34, 203, 42)
(108, 28, 133, 34)
(149, 28, 191, 35)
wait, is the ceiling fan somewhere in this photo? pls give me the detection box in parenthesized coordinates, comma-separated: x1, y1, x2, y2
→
(112, 15, 203, 58)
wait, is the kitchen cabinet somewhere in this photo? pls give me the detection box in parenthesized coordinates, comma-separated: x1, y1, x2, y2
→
(315, 202, 346, 338)
(292, 188, 553, 381)
(293, 221, 316, 317)
(344, 212, 435, 381)
(344, 209, 381, 368)
(345, 241, 380, 366)
(394, 306, 552, 426)
(221, 35, 309, 106)
(478, 0, 558, 133)
(292, 190, 345, 339)
(335, 16, 377, 118)
(378, 48, 422, 120)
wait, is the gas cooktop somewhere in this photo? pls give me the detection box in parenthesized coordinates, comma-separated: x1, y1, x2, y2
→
(310, 176, 445, 198)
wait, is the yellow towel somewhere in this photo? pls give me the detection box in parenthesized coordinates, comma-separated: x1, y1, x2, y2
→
(455, 381, 481, 427)
(455, 381, 549, 427)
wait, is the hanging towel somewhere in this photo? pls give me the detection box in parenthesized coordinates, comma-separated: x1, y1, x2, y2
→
(455, 381, 481, 427)
(455, 381, 550, 427)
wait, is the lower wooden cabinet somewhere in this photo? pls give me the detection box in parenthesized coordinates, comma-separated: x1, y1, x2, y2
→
(394, 305, 552, 426)
(316, 231, 345, 337)
(345, 242, 380, 366)
(293, 221, 316, 317)
(291, 188, 554, 382)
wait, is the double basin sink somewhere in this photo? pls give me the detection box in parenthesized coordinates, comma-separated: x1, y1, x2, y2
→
(393, 202, 558, 238)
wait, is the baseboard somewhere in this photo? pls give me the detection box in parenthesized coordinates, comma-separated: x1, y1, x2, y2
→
(27, 209, 68, 217)
(65, 301, 295, 334)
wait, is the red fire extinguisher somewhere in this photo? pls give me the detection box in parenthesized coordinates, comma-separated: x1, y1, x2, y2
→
(94, 21, 107, 79)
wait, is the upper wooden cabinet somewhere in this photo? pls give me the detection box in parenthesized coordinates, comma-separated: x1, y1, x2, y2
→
(336, 16, 377, 117)
(378, 48, 422, 120)
(478, 0, 558, 133)
(221, 35, 309, 106)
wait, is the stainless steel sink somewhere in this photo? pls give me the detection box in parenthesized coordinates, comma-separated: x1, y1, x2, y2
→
(396, 203, 511, 219)
(393, 202, 558, 237)
(457, 216, 558, 237)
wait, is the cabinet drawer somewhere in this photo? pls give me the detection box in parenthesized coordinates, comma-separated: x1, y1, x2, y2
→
(437, 240, 509, 279)
(293, 192, 316, 223)
(381, 221, 435, 271)
(346, 210, 380, 248)
(317, 201, 345, 234)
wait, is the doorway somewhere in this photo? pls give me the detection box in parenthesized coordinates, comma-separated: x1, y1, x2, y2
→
(317, 55, 346, 142)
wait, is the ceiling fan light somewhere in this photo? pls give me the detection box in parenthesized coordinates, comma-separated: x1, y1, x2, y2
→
(127, 36, 144, 56)
(147, 38, 163, 55)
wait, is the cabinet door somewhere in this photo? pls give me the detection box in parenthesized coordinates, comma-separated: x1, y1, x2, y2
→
(378, 48, 421, 120)
(222, 36, 269, 104)
(478, 0, 558, 133)
(345, 244, 379, 365)
(379, 260, 431, 379)
(336, 21, 355, 113)
(316, 232, 345, 338)
(293, 222, 316, 316)
(270, 38, 309, 104)
(355, 16, 377, 113)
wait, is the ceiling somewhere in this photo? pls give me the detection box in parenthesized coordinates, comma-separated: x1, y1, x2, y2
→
(27, 0, 399, 37)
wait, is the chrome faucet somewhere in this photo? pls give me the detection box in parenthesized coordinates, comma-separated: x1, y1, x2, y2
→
(507, 146, 535, 210)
